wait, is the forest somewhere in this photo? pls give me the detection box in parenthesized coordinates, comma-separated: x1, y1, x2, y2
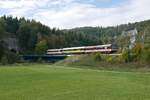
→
(0, 15, 150, 63)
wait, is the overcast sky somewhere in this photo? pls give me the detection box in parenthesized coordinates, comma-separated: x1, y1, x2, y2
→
(0, 0, 150, 29)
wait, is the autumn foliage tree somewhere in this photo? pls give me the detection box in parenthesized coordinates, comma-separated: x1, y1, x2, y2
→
(35, 39, 48, 54)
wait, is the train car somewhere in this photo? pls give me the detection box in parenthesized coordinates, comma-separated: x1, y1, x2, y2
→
(47, 44, 118, 55)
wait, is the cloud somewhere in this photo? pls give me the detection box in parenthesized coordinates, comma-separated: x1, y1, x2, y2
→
(0, 0, 150, 29)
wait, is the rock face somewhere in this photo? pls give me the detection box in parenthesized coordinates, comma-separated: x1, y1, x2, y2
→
(122, 28, 138, 49)
(3, 37, 19, 53)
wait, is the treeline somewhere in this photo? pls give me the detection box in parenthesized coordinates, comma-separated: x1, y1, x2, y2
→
(0, 15, 150, 64)
(0, 16, 101, 55)
(69, 19, 150, 37)
(68, 20, 150, 47)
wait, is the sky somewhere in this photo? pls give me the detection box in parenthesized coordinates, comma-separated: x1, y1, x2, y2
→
(0, 0, 150, 29)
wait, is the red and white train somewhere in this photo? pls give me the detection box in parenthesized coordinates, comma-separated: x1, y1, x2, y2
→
(47, 44, 118, 55)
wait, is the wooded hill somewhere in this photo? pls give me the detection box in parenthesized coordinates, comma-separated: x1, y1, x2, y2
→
(0, 15, 150, 55)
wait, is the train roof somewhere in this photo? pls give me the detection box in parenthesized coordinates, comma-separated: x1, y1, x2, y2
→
(47, 49, 61, 52)
(47, 44, 112, 52)
(62, 44, 112, 50)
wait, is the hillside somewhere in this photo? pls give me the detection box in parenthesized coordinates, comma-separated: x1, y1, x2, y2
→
(67, 20, 150, 36)
(56, 54, 150, 72)
(0, 16, 150, 57)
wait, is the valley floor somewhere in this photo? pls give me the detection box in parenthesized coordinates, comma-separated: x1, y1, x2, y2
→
(0, 64, 150, 100)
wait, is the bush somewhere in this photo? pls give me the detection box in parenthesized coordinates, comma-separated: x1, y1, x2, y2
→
(122, 49, 132, 62)
(131, 43, 142, 61)
(106, 56, 113, 63)
(105, 55, 123, 63)
(121, 45, 149, 63)
(141, 48, 150, 63)
(0, 51, 20, 64)
(1, 56, 9, 65)
(35, 40, 48, 54)
(93, 53, 102, 61)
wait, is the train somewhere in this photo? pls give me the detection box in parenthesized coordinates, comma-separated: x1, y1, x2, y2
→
(22, 44, 118, 61)
(47, 44, 118, 55)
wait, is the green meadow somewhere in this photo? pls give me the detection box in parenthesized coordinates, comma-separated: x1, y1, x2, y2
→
(0, 64, 150, 100)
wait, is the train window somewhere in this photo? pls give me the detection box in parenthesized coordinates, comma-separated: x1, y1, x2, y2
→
(107, 47, 111, 49)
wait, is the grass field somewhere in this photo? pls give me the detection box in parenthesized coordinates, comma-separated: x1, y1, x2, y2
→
(0, 64, 150, 100)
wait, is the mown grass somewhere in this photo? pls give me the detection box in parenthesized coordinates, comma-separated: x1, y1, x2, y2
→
(0, 64, 150, 100)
